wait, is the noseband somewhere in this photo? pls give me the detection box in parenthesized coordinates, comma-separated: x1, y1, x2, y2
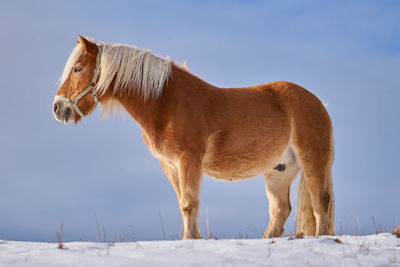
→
(55, 47, 101, 118)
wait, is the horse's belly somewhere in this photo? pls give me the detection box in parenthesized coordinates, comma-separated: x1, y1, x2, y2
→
(203, 162, 269, 181)
(202, 127, 292, 180)
(202, 147, 285, 181)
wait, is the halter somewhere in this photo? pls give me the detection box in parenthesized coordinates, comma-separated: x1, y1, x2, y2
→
(55, 46, 101, 118)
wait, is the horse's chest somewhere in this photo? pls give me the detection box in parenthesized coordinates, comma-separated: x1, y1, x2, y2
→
(142, 130, 179, 163)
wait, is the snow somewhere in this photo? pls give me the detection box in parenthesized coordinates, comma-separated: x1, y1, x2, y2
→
(1, 234, 399, 267)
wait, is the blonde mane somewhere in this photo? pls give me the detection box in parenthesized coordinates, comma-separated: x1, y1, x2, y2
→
(59, 39, 172, 101)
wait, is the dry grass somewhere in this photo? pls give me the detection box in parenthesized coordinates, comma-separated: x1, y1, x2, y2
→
(56, 224, 65, 249)
(158, 211, 166, 240)
(390, 225, 400, 238)
(372, 216, 384, 234)
(47, 212, 400, 244)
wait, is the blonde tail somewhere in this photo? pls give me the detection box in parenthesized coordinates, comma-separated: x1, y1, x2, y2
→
(295, 171, 335, 235)
(295, 172, 316, 235)
(326, 171, 335, 235)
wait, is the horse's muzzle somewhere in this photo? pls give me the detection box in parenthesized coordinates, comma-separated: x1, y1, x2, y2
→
(53, 97, 74, 124)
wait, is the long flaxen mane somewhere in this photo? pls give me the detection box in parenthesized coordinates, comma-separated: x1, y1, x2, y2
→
(59, 38, 172, 115)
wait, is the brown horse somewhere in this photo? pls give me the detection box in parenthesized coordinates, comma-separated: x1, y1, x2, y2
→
(53, 35, 335, 239)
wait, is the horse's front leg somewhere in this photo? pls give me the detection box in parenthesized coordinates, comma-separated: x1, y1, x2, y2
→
(177, 152, 203, 239)
(160, 160, 181, 205)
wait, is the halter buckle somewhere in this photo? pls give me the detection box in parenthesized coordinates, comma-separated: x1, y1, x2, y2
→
(90, 81, 96, 88)
(92, 93, 99, 103)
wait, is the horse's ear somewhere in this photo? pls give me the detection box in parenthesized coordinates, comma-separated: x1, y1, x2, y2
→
(77, 34, 97, 54)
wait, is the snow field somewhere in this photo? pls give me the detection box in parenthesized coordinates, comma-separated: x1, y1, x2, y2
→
(1, 234, 399, 267)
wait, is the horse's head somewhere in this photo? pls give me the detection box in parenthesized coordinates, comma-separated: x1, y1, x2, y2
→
(53, 35, 103, 124)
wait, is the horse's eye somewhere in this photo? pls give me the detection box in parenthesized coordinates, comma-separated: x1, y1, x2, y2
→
(74, 67, 83, 73)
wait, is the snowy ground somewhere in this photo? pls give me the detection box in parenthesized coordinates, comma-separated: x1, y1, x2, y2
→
(1, 234, 399, 267)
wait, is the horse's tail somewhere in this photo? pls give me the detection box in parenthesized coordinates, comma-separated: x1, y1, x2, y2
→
(326, 171, 335, 234)
(295, 172, 316, 235)
(295, 171, 335, 235)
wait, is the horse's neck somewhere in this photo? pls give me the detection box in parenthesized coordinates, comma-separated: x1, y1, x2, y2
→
(112, 64, 211, 132)
(113, 90, 158, 132)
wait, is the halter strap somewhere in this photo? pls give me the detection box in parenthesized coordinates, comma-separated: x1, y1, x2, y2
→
(55, 46, 101, 118)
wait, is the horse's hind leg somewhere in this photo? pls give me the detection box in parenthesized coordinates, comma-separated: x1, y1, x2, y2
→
(297, 154, 334, 236)
(293, 135, 334, 236)
(263, 161, 300, 238)
(289, 88, 335, 236)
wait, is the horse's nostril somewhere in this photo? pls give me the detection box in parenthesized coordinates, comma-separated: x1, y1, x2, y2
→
(53, 103, 59, 113)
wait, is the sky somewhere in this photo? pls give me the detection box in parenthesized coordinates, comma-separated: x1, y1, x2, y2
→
(0, 0, 399, 242)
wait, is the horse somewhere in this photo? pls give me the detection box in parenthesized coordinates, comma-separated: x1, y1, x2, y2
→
(53, 35, 335, 239)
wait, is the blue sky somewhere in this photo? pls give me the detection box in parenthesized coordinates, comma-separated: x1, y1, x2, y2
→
(0, 0, 399, 241)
